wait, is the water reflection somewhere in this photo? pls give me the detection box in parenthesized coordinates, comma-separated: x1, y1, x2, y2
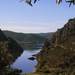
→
(0, 52, 23, 75)
(12, 52, 23, 62)
(12, 44, 43, 74)
(0, 44, 43, 74)
(12, 49, 41, 74)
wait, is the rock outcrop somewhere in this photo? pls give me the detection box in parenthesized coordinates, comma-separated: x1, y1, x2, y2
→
(49, 18, 75, 45)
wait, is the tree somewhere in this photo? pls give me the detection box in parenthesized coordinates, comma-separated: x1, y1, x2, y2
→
(0, 42, 13, 75)
(0, 42, 13, 69)
(19, 0, 75, 7)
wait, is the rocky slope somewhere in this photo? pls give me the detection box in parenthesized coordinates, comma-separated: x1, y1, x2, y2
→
(36, 18, 75, 74)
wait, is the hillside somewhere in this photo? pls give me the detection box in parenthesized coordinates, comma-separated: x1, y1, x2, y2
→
(0, 29, 23, 53)
(0, 29, 8, 42)
(38, 32, 53, 39)
(35, 18, 75, 75)
(3, 31, 53, 44)
(0, 29, 23, 75)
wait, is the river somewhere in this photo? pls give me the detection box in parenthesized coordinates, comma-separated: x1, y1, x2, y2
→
(12, 44, 43, 74)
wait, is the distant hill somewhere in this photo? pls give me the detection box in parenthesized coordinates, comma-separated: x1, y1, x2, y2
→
(36, 18, 75, 74)
(3, 31, 53, 44)
(38, 32, 53, 39)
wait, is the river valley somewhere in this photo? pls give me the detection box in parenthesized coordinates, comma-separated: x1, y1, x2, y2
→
(12, 44, 43, 74)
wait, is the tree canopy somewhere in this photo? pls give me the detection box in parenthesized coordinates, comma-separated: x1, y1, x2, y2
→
(20, 0, 75, 7)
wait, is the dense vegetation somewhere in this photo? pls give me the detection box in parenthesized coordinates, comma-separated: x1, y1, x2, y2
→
(35, 18, 75, 75)
(0, 42, 13, 72)
(3, 31, 53, 44)
(0, 29, 23, 75)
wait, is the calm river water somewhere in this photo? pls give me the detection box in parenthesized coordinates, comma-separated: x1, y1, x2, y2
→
(12, 44, 43, 74)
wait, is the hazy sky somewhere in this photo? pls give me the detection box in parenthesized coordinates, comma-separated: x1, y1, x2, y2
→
(0, 0, 75, 33)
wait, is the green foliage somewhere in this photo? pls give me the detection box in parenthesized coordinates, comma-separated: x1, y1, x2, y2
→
(0, 41, 23, 75)
(0, 42, 13, 68)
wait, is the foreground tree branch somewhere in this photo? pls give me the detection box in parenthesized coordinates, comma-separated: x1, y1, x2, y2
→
(19, 0, 75, 7)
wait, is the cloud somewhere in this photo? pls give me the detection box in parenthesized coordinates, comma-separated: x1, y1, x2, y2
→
(0, 25, 47, 33)
(0, 21, 65, 33)
(24, 22, 46, 25)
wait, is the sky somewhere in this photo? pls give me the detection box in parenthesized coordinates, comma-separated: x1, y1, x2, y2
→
(0, 0, 75, 33)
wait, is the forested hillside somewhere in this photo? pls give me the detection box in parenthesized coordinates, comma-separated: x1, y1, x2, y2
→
(38, 32, 53, 39)
(0, 29, 23, 75)
(3, 31, 53, 44)
(36, 18, 75, 75)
